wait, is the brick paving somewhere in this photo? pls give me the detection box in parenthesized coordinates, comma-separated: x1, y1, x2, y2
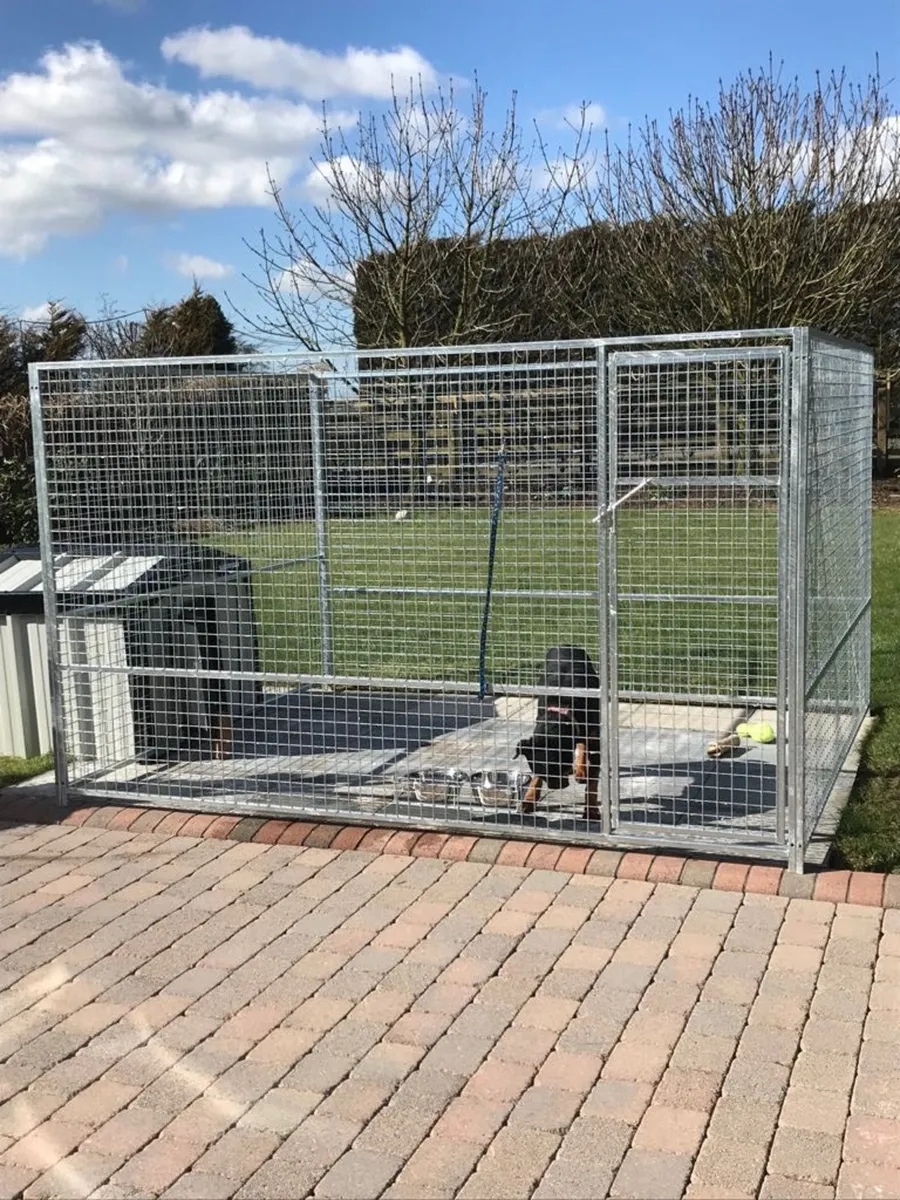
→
(0, 823, 894, 1197)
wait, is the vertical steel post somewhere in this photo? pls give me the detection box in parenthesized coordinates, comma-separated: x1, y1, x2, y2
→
(27, 364, 69, 809)
(774, 348, 792, 848)
(308, 375, 334, 678)
(605, 351, 621, 832)
(596, 343, 613, 835)
(787, 329, 810, 872)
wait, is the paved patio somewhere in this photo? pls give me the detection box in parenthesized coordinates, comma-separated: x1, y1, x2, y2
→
(0, 822, 895, 1200)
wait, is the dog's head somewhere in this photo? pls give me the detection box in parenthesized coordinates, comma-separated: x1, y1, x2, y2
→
(515, 711, 578, 791)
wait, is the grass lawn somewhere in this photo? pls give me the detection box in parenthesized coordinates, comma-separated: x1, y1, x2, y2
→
(832, 509, 900, 872)
(0, 755, 52, 790)
(217, 505, 778, 697)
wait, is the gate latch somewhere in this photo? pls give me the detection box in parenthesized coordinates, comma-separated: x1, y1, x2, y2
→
(594, 477, 652, 523)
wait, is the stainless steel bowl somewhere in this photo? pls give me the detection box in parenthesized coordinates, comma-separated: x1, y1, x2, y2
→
(470, 769, 531, 807)
(408, 768, 468, 805)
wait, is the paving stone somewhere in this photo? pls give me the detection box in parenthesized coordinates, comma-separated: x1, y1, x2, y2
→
(52, 1082, 139, 1130)
(192, 1128, 281, 1183)
(851, 1075, 900, 1121)
(707, 1096, 780, 1144)
(490, 1027, 557, 1067)
(685, 1000, 750, 1040)
(5, 1119, 93, 1171)
(162, 1097, 245, 1148)
(632, 1105, 709, 1155)
(316, 1078, 394, 1124)
(512, 996, 579, 1032)
(836, 1160, 900, 1200)
(602, 1040, 671, 1085)
(768, 1127, 843, 1185)
(82, 1108, 171, 1159)
(384, 1012, 454, 1049)
(0, 1165, 39, 1198)
(723, 1057, 791, 1105)
(352, 1043, 425, 1086)
(791, 1050, 858, 1095)
(738, 1016, 803, 1064)
(276, 1114, 362, 1167)
(780, 1085, 849, 1136)
(282, 1055, 356, 1094)
(387, 1137, 482, 1199)
(843, 1114, 900, 1170)
(457, 1127, 561, 1199)
(236, 1158, 323, 1200)
(431, 1095, 511, 1144)
(670, 1033, 737, 1079)
(463, 1060, 533, 1103)
(691, 1137, 769, 1193)
(610, 1148, 693, 1199)
(161, 1171, 238, 1199)
(507, 1085, 582, 1133)
(23, 1151, 120, 1199)
(534, 1050, 602, 1094)
(759, 1175, 833, 1199)
(537, 1115, 633, 1193)
(581, 1079, 654, 1124)
(0, 1092, 67, 1139)
(110, 1137, 205, 1194)
(802, 1016, 864, 1056)
(314, 1148, 405, 1199)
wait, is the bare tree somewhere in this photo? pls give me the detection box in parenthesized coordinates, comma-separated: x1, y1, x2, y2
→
(241, 79, 591, 350)
(84, 288, 250, 359)
(82, 297, 147, 360)
(574, 61, 900, 341)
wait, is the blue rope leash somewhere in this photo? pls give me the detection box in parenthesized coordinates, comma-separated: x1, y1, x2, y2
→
(478, 443, 507, 700)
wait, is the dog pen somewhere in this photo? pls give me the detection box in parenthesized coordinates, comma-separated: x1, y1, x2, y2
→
(29, 329, 873, 872)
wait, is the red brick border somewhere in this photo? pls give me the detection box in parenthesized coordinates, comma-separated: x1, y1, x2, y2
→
(18, 802, 888, 908)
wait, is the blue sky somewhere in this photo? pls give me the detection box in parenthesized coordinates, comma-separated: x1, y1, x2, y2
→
(1, 0, 898, 343)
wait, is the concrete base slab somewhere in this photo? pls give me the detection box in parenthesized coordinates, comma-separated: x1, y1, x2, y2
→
(14, 695, 875, 869)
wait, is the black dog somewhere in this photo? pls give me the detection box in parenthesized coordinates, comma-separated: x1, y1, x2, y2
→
(515, 645, 601, 821)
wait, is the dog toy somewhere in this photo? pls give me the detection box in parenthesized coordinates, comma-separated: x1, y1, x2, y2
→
(736, 722, 776, 743)
(706, 733, 741, 758)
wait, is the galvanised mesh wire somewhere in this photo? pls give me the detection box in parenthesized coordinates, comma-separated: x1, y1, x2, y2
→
(802, 335, 873, 830)
(609, 348, 785, 842)
(27, 331, 870, 865)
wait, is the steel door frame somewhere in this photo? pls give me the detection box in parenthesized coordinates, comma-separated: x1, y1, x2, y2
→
(601, 345, 792, 850)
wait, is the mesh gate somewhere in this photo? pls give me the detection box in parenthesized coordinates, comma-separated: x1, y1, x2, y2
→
(605, 348, 787, 851)
(29, 330, 873, 870)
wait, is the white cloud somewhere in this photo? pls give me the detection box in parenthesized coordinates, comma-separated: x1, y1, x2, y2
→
(0, 40, 355, 256)
(278, 259, 354, 301)
(115, 254, 129, 272)
(538, 102, 607, 131)
(169, 252, 234, 280)
(161, 25, 438, 99)
(303, 154, 407, 210)
(21, 302, 51, 322)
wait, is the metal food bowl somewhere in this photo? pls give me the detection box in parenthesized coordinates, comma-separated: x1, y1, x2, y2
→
(470, 769, 531, 807)
(408, 769, 468, 804)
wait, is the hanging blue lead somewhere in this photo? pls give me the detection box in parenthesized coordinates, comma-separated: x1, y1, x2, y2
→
(478, 442, 507, 700)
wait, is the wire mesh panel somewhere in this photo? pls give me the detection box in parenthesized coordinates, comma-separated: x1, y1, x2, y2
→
(32, 344, 613, 836)
(800, 334, 873, 838)
(28, 329, 872, 867)
(608, 348, 787, 848)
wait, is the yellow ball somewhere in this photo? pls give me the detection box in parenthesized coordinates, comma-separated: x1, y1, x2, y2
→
(736, 722, 776, 744)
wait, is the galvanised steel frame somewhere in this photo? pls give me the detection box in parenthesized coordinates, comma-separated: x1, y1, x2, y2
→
(29, 328, 873, 871)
